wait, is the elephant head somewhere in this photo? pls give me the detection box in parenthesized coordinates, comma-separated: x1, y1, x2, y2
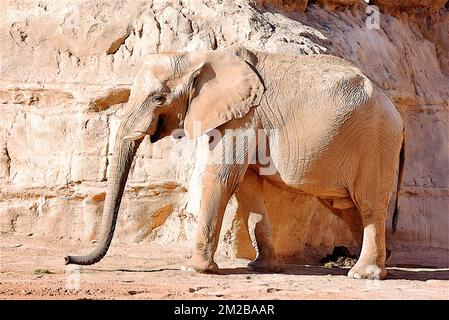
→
(65, 48, 264, 265)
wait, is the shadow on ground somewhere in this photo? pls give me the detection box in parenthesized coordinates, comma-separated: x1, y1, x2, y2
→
(219, 265, 449, 281)
(83, 264, 449, 281)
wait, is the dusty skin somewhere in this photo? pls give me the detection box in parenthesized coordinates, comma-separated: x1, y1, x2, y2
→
(1, 235, 448, 300)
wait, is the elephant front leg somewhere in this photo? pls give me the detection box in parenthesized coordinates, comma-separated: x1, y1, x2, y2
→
(183, 165, 247, 274)
(246, 212, 281, 273)
(236, 169, 281, 273)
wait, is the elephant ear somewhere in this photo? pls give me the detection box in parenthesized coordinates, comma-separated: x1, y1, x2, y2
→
(183, 52, 264, 139)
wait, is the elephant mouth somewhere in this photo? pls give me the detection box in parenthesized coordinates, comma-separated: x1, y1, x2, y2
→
(150, 117, 185, 143)
(124, 117, 185, 143)
(123, 118, 167, 142)
(149, 117, 166, 143)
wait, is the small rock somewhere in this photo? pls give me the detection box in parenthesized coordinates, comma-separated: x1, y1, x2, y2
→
(33, 269, 54, 275)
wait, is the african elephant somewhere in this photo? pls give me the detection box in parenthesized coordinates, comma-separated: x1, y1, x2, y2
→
(65, 46, 404, 280)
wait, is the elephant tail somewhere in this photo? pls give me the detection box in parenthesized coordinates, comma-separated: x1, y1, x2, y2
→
(392, 138, 405, 232)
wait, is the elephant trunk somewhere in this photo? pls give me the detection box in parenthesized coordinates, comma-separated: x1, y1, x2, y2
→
(65, 124, 142, 265)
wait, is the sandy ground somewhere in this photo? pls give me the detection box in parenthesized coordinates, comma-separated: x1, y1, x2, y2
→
(0, 234, 448, 300)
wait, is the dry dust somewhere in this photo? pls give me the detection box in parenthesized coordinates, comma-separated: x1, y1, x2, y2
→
(0, 234, 448, 300)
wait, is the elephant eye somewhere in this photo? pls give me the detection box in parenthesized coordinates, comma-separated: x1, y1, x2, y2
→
(152, 94, 166, 105)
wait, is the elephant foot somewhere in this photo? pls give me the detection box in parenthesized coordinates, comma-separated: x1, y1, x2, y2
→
(181, 256, 219, 274)
(348, 261, 387, 280)
(247, 255, 282, 273)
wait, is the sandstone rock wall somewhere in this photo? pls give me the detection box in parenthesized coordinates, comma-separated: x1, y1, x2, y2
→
(0, 0, 447, 267)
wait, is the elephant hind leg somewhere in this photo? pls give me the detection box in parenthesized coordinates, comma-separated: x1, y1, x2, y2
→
(347, 208, 388, 280)
(317, 188, 388, 280)
(345, 162, 396, 279)
(235, 169, 281, 273)
(318, 197, 387, 280)
(318, 198, 392, 266)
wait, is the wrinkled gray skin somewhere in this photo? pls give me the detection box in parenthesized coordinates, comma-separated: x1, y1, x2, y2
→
(66, 46, 404, 280)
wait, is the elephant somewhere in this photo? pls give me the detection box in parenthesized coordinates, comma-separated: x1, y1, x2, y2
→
(65, 46, 405, 280)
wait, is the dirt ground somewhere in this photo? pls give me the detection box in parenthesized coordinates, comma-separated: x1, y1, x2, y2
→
(1, 234, 448, 300)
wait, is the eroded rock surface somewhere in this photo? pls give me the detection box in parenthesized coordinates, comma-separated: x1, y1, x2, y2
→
(0, 0, 448, 267)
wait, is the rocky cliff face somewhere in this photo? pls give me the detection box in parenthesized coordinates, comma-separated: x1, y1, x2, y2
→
(0, 0, 447, 267)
